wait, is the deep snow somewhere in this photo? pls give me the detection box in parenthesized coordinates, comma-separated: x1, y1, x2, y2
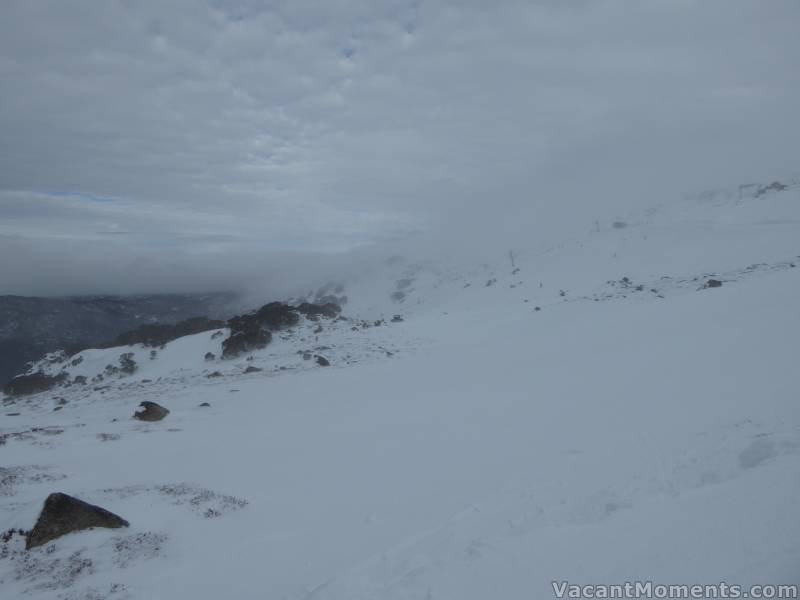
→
(1, 183, 799, 599)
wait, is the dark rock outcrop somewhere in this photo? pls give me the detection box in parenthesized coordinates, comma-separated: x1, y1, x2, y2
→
(254, 302, 300, 330)
(315, 355, 330, 367)
(221, 302, 301, 359)
(754, 181, 788, 197)
(221, 301, 340, 359)
(221, 327, 271, 359)
(705, 279, 723, 289)
(316, 294, 347, 306)
(26, 492, 129, 549)
(3, 372, 67, 396)
(133, 401, 169, 422)
(243, 366, 263, 374)
(113, 316, 225, 348)
(295, 302, 341, 320)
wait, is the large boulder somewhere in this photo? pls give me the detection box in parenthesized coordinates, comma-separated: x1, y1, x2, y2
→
(133, 401, 170, 422)
(26, 492, 129, 550)
(4, 372, 67, 396)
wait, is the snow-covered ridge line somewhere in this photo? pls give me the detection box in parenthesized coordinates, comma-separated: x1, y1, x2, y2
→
(1, 180, 799, 599)
(2, 301, 349, 396)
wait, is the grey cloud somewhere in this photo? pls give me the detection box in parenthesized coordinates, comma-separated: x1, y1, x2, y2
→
(0, 0, 798, 295)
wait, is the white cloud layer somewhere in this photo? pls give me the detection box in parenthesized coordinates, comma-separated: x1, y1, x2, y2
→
(1, 0, 798, 295)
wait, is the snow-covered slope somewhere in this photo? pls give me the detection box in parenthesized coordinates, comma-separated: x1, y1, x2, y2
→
(1, 183, 799, 599)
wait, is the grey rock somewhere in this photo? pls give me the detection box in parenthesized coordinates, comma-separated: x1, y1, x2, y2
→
(133, 401, 169, 422)
(27, 492, 129, 550)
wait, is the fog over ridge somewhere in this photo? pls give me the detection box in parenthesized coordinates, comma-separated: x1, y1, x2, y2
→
(1, 0, 798, 296)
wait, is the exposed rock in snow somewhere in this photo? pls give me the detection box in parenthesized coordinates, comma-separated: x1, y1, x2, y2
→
(1, 182, 799, 598)
(222, 329, 270, 359)
(255, 302, 300, 329)
(295, 302, 341, 320)
(26, 493, 129, 550)
(133, 402, 169, 422)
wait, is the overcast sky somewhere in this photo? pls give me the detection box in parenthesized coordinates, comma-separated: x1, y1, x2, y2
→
(1, 0, 798, 296)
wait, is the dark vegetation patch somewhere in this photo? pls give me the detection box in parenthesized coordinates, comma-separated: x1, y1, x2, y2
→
(294, 302, 341, 320)
(1, 465, 66, 496)
(111, 317, 225, 348)
(101, 484, 247, 519)
(3, 372, 67, 397)
(222, 301, 340, 359)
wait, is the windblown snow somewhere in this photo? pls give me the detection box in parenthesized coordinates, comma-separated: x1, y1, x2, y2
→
(1, 183, 799, 599)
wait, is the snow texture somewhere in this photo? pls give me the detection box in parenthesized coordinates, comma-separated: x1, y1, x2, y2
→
(2, 183, 799, 598)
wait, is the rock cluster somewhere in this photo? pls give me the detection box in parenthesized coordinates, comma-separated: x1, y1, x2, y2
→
(222, 302, 341, 359)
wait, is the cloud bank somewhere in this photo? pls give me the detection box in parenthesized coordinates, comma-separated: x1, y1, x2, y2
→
(1, 0, 798, 295)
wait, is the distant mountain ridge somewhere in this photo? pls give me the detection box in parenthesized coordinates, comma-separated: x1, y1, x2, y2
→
(0, 292, 240, 386)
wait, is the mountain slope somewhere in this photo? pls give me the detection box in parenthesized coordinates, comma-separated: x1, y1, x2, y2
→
(0, 293, 240, 386)
(1, 183, 798, 599)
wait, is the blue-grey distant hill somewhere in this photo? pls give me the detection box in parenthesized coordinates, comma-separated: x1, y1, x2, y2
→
(0, 293, 239, 386)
